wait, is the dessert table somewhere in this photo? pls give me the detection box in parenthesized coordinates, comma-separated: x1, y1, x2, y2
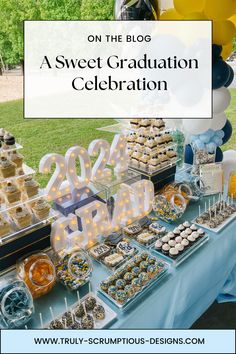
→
(25, 196, 236, 329)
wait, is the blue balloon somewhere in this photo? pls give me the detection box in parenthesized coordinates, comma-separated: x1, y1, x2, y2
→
(200, 134, 211, 143)
(215, 147, 223, 162)
(222, 120, 233, 144)
(212, 136, 222, 146)
(195, 139, 205, 150)
(184, 144, 193, 165)
(206, 142, 217, 153)
(215, 130, 225, 139)
(190, 135, 199, 142)
(213, 59, 230, 89)
(206, 129, 215, 138)
(224, 65, 234, 88)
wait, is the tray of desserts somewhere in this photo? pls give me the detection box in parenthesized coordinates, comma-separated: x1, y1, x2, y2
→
(45, 293, 117, 329)
(123, 219, 167, 248)
(151, 221, 209, 267)
(0, 200, 57, 244)
(88, 233, 139, 271)
(0, 163, 35, 184)
(193, 200, 236, 233)
(98, 251, 169, 310)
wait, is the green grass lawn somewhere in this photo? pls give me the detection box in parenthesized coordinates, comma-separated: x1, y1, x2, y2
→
(0, 91, 235, 187)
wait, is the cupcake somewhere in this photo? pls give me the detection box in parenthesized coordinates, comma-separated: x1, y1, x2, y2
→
(181, 239, 189, 247)
(9, 151, 24, 168)
(4, 182, 21, 204)
(167, 232, 175, 239)
(183, 221, 190, 228)
(162, 244, 170, 254)
(175, 236, 183, 244)
(131, 278, 141, 292)
(190, 224, 198, 231)
(125, 284, 135, 298)
(3, 132, 15, 149)
(178, 224, 185, 232)
(180, 231, 188, 238)
(23, 176, 39, 198)
(191, 231, 200, 240)
(155, 240, 163, 250)
(175, 243, 184, 252)
(173, 228, 180, 236)
(138, 272, 149, 286)
(11, 206, 32, 229)
(0, 215, 11, 237)
(187, 235, 195, 244)
(31, 198, 50, 220)
(169, 247, 179, 258)
(185, 228, 192, 235)
(197, 228, 205, 237)
(108, 285, 117, 298)
(162, 235, 170, 243)
(0, 157, 16, 178)
(168, 240, 176, 247)
(116, 279, 126, 289)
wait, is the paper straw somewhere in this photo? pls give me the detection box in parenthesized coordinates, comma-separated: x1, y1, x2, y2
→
(205, 202, 207, 213)
(77, 291, 80, 304)
(199, 205, 201, 216)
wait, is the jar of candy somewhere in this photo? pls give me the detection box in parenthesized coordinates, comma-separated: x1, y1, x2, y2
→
(153, 193, 187, 223)
(171, 129, 185, 168)
(0, 276, 34, 328)
(54, 249, 92, 291)
(228, 170, 236, 198)
(17, 252, 56, 299)
(191, 144, 216, 176)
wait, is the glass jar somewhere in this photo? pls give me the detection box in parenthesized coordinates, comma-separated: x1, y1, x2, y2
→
(153, 193, 187, 223)
(191, 144, 216, 176)
(0, 276, 34, 328)
(54, 249, 92, 291)
(17, 252, 56, 299)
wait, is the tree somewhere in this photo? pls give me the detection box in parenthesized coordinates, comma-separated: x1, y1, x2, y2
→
(80, 0, 114, 20)
(0, 0, 82, 68)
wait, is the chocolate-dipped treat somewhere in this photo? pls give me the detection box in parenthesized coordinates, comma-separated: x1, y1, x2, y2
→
(85, 296, 96, 311)
(74, 303, 85, 318)
(49, 319, 64, 329)
(61, 312, 74, 328)
(81, 313, 94, 329)
(92, 304, 105, 320)
(3, 132, 15, 147)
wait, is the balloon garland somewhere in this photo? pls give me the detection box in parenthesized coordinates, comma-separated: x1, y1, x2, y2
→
(114, 1, 235, 167)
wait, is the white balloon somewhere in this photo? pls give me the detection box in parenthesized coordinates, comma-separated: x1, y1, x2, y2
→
(211, 113, 227, 131)
(182, 118, 212, 135)
(213, 88, 231, 115)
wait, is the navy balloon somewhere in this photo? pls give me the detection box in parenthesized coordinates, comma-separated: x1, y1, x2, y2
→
(184, 144, 194, 165)
(222, 120, 233, 144)
(215, 147, 223, 162)
(212, 44, 222, 63)
(224, 65, 234, 88)
(213, 59, 230, 89)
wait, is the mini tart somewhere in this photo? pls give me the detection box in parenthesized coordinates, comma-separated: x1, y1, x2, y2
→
(4, 182, 21, 204)
(23, 176, 39, 198)
(0, 157, 16, 178)
(9, 151, 24, 168)
(0, 215, 11, 237)
(31, 198, 51, 220)
(12, 206, 32, 229)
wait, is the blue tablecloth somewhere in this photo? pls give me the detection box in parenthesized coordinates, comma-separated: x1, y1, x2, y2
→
(28, 197, 236, 329)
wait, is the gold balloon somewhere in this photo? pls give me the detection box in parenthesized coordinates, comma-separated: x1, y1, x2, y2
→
(174, 0, 205, 16)
(222, 41, 234, 60)
(160, 8, 183, 20)
(213, 20, 236, 46)
(183, 12, 207, 20)
(229, 14, 236, 26)
(204, 0, 236, 21)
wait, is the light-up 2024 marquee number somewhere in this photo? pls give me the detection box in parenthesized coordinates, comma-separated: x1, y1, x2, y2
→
(39, 134, 128, 201)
